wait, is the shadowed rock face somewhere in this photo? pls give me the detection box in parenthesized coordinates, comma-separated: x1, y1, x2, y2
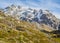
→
(58, 24, 60, 30)
(40, 13, 60, 30)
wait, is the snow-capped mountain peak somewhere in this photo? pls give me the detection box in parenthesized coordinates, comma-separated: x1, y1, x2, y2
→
(4, 5, 60, 30)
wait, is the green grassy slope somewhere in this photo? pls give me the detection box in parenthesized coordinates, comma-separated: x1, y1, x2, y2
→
(0, 11, 58, 43)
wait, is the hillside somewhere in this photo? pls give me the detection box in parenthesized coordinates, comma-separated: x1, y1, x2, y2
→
(0, 11, 59, 43)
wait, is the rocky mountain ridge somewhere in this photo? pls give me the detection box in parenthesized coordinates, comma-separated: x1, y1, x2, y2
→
(2, 5, 60, 30)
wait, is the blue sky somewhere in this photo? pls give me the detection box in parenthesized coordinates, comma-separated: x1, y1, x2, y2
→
(0, 0, 60, 18)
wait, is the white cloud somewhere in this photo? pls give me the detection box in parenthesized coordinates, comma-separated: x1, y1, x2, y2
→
(52, 12, 60, 18)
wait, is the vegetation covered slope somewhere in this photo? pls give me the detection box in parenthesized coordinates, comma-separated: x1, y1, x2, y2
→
(0, 11, 58, 43)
